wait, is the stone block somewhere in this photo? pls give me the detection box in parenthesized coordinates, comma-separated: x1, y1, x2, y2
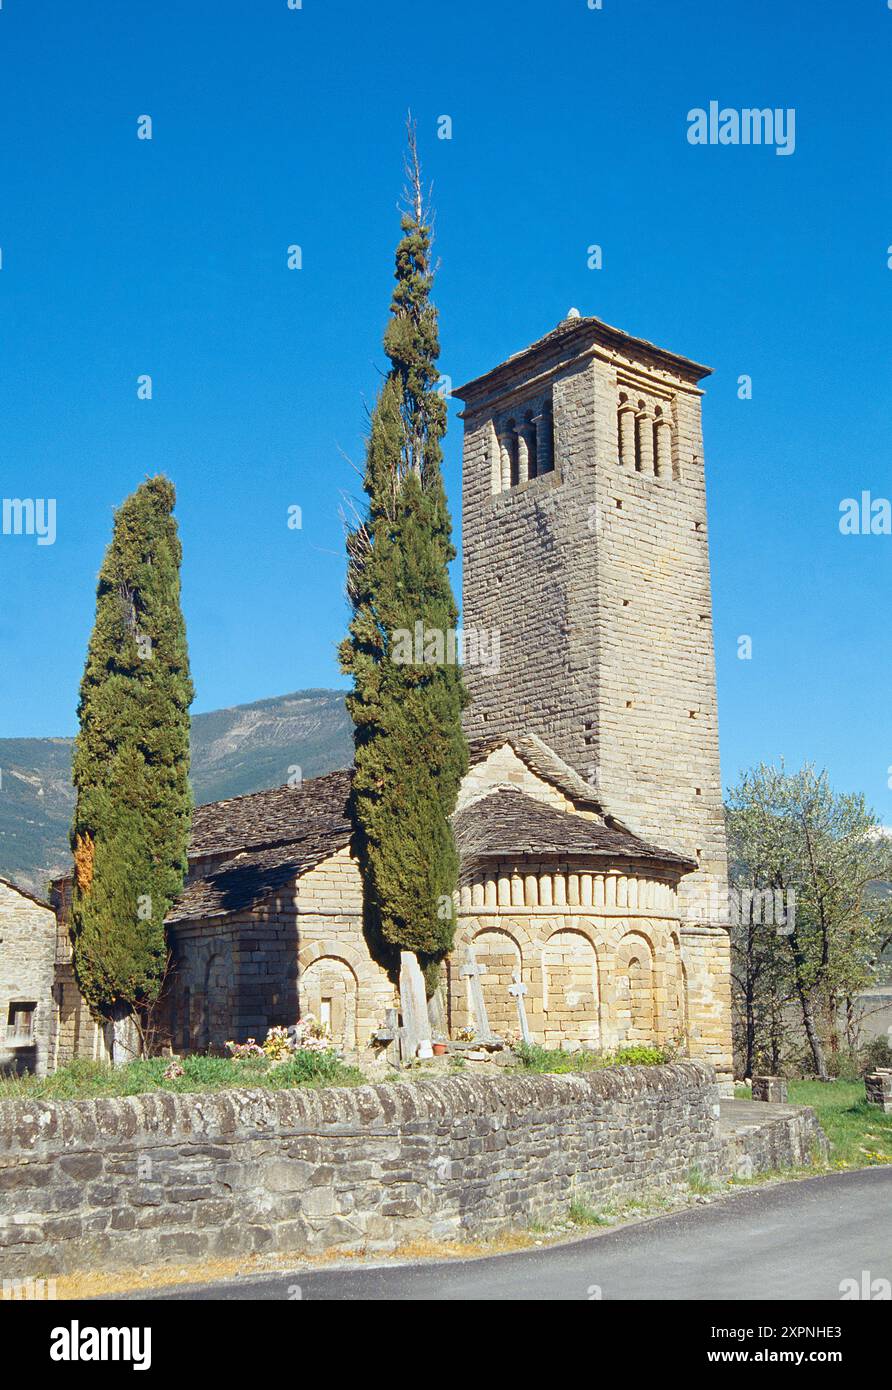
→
(865, 1072, 892, 1113)
(752, 1075, 788, 1104)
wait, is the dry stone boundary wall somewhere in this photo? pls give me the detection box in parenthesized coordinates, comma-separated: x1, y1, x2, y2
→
(2, 1063, 726, 1276)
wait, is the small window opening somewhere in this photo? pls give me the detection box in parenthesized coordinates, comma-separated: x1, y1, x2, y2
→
(6, 1002, 36, 1041)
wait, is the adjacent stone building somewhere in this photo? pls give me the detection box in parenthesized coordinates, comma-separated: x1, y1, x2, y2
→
(0, 878, 56, 1076)
(41, 311, 734, 1087)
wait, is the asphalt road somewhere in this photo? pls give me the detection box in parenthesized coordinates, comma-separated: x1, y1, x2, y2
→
(146, 1167, 892, 1301)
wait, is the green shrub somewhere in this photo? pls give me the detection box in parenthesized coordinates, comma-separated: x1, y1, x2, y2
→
(825, 1050, 863, 1083)
(513, 1043, 669, 1074)
(612, 1045, 669, 1067)
(861, 1036, 892, 1075)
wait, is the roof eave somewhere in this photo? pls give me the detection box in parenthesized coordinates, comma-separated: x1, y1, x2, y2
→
(453, 315, 712, 408)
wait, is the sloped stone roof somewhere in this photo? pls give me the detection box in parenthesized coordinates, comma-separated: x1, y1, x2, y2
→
(167, 837, 348, 924)
(167, 769, 354, 923)
(0, 875, 53, 911)
(453, 313, 711, 405)
(453, 788, 695, 870)
(57, 734, 693, 925)
(188, 768, 353, 858)
(467, 733, 603, 811)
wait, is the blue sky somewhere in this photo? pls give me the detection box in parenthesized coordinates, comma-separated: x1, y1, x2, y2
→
(0, 0, 890, 817)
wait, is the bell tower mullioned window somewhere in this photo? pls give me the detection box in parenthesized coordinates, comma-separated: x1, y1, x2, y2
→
(491, 397, 554, 495)
(618, 391, 677, 479)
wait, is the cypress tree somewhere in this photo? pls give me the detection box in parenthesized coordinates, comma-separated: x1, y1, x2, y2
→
(70, 476, 193, 1058)
(340, 124, 468, 988)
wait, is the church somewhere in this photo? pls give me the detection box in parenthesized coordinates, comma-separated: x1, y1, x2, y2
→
(44, 311, 733, 1089)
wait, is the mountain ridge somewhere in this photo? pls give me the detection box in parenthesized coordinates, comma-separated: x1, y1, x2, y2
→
(0, 689, 353, 896)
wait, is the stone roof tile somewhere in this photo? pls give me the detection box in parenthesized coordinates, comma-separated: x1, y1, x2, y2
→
(188, 768, 353, 857)
(454, 788, 695, 870)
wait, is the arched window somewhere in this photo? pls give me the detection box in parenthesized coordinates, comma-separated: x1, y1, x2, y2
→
(618, 392, 636, 467)
(654, 406, 673, 478)
(617, 390, 676, 479)
(635, 401, 652, 473)
(506, 420, 519, 487)
(492, 396, 555, 491)
(523, 412, 536, 481)
(534, 402, 554, 475)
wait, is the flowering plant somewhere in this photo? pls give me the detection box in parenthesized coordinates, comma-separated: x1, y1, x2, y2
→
(226, 1017, 334, 1064)
(225, 1037, 265, 1059)
(289, 1015, 333, 1051)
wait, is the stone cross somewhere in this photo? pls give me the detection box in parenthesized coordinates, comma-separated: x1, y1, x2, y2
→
(508, 970, 531, 1045)
(399, 951, 432, 1060)
(459, 946, 491, 1040)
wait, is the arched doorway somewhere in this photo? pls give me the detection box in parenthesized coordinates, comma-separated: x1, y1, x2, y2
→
(299, 956, 359, 1050)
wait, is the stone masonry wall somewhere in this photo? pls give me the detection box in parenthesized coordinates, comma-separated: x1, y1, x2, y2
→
(0, 1063, 722, 1276)
(49, 878, 107, 1066)
(449, 880, 688, 1052)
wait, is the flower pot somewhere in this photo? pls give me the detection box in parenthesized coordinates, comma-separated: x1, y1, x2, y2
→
(432, 1042, 448, 1056)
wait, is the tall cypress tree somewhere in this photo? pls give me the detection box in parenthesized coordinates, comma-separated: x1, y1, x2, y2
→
(70, 476, 193, 1058)
(340, 124, 468, 988)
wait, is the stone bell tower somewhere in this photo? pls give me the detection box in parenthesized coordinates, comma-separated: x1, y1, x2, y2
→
(453, 313, 732, 1077)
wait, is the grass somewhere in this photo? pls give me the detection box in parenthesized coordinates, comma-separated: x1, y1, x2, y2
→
(0, 1040, 665, 1100)
(568, 1196, 612, 1227)
(0, 1051, 364, 1102)
(687, 1164, 715, 1194)
(566, 1189, 679, 1229)
(736, 1078, 892, 1170)
(788, 1079, 892, 1169)
(512, 1043, 669, 1074)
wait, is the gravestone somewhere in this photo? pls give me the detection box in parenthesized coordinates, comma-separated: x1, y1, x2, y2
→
(508, 970, 532, 1045)
(399, 951, 432, 1060)
(459, 946, 492, 1040)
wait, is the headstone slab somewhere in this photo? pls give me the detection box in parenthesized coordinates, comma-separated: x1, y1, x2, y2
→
(508, 970, 532, 1045)
(459, 945, 492, 1040)
(399, 951, 432, 1060)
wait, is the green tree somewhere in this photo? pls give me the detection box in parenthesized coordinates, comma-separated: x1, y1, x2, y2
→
(70, 476, 193, 1060)
(340, 123, 468, 989)
(727, 762, 892, 1079)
